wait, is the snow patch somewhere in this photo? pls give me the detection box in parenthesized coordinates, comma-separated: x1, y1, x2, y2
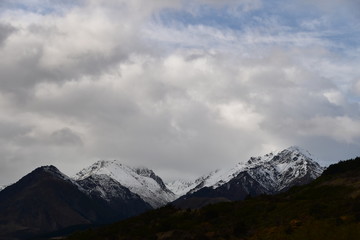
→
(166, 179, 194, 197)
(75, 160, 176, 208)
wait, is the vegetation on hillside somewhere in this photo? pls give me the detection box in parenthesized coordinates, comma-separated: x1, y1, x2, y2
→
(66, 157, 360, 240)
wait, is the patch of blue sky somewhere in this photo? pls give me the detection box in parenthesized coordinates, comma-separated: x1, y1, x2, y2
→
(348, 96, 360, 104)
(1, 3, 56, 15)
(155, 1, 358, 53)
(326, 32, 359, 49)
(0, 0, 80, 16)
(159, 2, 275, 32)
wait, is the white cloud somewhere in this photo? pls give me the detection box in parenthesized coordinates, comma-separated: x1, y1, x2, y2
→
(0, 0, 359, 183)
(216, 102, 263, 130)
(323, 90, 346, 106)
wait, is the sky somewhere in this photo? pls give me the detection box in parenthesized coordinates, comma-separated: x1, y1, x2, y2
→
(0, 0, 359, 184)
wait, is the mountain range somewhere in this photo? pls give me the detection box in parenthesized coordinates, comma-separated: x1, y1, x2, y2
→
(66, 156, 360, 240)
(171, 146, 324, 208)
(0, 146, 324, 239)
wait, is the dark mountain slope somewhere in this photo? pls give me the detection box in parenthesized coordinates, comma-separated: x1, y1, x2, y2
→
(0, 166, 151, 240)
(66, 157, 360, 240)
(76, 174, 152, 216)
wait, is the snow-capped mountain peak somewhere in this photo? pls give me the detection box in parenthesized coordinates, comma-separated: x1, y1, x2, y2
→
(285, 145, 312, 158)
(74, 160, 176, 208)
(179, 146, 324, 196)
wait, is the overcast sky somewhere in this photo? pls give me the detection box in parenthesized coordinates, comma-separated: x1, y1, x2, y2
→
(0, 0, 359, 184)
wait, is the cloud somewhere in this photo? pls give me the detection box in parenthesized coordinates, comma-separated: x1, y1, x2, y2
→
(0, 23, 15, 46)
(0, 0, 359, 184)
(353, 80, 360, 96)
(49, 128, 83, 146)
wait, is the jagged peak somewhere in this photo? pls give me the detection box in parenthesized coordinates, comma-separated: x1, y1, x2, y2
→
(134, 167, 155, 177)
(75, 160, 162, 182)
(181, 146, 324, 196)
(134, 167, 169, 191)
(283, 146, 312, 158)
(245, 146, 316, 167)
(74, 159, 176, 208)
(76, 160, 163, 182)
(91, 159, 122, 168)
(75, 160, 126, 180)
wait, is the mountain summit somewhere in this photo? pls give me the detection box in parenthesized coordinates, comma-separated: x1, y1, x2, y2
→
(0, 165, 152, 240)
(172, 146, 324, 205)
(67, 157, 360, 240)
(74, 160, 176, 208)
(0, 147, 324, 239)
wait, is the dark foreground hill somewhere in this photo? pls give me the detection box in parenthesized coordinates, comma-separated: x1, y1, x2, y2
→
(0, 166, 151, 240)
(66, 157, 360, 240)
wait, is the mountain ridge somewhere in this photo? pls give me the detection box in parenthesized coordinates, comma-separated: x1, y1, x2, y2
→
(172, 146, 324, 206)
(65, 156, 360, 240)
(0, 146, 325, 239)
(74, 160, 176, 208)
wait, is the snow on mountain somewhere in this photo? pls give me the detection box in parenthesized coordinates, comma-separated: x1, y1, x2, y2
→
(77, 174, 138, 202)
(74, 160, 176, 208)
(76, 173, 152, 216)
(166, 180, 195, 197)
(185, 146, 324, 195)
(0, 185, 7, 191)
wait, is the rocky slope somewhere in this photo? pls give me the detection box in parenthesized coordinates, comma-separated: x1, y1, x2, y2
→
(174, 146, 324, 203)
(75, 160, 176, 208)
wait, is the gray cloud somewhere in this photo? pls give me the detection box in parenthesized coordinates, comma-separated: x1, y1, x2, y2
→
(49, 128, 83, 146)
(0, 0, 359, 184)
(0, 23, 15, 46)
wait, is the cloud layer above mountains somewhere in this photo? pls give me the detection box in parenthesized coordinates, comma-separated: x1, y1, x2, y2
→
(0, 0, 359, 183)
